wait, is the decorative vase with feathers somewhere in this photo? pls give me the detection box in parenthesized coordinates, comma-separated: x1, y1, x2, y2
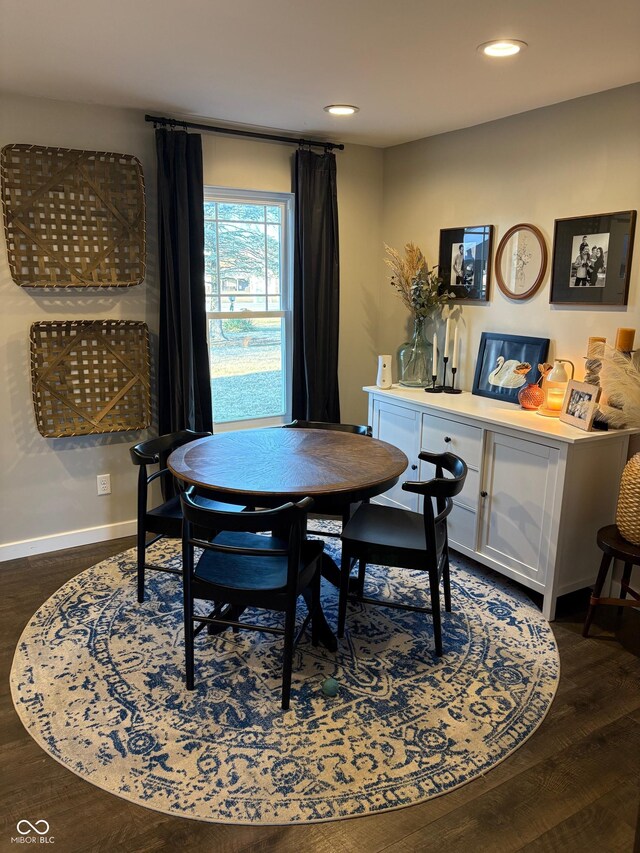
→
(599, 346, 640, 429)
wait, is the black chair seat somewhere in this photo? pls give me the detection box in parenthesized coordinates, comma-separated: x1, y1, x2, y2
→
(195, 532, 323, 593)
(342, 503, 446, 566)
(147, 495, 247, 536)
(145, 495, 182, 534)
(338, 450, 467, 657)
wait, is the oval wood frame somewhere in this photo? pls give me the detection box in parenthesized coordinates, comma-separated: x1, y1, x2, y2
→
(495, 223, 548, 300)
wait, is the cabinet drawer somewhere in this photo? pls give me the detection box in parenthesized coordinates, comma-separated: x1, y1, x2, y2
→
(421, 413, 482, 468)
(371, 399, 419, 512)
(448, 503, 477, 552)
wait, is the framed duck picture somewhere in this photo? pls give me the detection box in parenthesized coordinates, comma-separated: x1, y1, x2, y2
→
(472, 332, 550, 404)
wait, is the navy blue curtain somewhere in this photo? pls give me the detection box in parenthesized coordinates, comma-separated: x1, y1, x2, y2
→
(155, 129, 213, 436)
(292, 149, 341, 422)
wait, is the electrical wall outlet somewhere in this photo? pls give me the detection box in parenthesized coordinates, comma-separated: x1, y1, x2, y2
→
(97, 473, 111, 496)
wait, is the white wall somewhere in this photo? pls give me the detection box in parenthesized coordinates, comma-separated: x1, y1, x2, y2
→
(380, 84, 640, 387)
(0, 96, 383, 558)
(0, 93, 157, 558)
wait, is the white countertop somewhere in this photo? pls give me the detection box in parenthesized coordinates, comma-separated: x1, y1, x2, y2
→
(364, 385, 639, 445)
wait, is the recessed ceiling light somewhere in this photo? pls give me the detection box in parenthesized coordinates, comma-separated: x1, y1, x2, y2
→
(323, 105, 359, 116)
(477, 39, 528, 57)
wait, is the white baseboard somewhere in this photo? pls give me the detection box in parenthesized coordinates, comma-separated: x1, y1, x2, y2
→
(0, 520, 137, 562)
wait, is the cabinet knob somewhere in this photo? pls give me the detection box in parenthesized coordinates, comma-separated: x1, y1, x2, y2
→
(444, 436, 452, 443)
(411, 463, 418, 470)
(480, 490, 488, 498)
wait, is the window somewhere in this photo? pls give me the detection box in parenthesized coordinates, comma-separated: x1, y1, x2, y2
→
(203, 187, 294, 430)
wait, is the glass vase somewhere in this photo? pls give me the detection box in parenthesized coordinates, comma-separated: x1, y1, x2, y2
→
(397, 317, 432, 387)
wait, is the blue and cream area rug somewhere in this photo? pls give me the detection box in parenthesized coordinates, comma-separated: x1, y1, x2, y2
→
(11, 530, 559, 824)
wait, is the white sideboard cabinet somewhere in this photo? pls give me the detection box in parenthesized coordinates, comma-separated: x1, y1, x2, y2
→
(365, 386, 638, 620)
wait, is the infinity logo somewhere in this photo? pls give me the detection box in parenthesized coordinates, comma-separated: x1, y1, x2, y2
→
(16, 820, 50, 835)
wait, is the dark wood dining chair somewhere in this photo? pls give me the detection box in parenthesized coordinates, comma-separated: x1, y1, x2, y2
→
(130, 430, 243, 603)
(181, 490, 324, 710)
(337, 450, 468, 656)
(282, 420, 373, 536)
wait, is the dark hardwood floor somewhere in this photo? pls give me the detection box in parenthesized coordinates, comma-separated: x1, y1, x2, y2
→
(1, 538, 639, 853)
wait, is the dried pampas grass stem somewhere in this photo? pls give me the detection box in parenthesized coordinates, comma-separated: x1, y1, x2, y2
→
(599, 345, 640, 429)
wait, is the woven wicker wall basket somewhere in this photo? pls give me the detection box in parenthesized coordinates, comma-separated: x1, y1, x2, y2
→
(616, 453, 640, 545)
(1, 144, 145, 287)
(30, 320, 151, 437)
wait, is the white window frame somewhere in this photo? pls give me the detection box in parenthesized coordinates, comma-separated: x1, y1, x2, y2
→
(203, 186, 294, 432)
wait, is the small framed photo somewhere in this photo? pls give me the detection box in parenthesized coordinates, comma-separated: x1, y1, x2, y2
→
(472, 332, 550, 405)
(439, 225, 494, 302)
(559, 380, 601, 431)
(550, 210, 636, 305)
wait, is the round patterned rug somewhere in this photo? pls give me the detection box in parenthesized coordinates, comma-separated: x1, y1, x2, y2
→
(11, 531, 559, 824)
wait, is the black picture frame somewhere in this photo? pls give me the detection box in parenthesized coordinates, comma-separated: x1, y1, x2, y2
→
(472, 332, 550, 405)
(550, 210, 636, 305)
(438, 225, 494, 302)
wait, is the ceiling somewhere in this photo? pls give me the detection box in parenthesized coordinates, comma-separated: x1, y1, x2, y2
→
(1, 0, 639, 147)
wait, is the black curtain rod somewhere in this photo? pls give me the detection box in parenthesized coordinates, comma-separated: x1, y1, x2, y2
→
(145, 114, 344, 151)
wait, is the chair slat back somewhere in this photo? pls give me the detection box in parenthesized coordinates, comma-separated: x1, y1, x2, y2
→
(402, 451, 467, 557)
(402, 451, 467, 500)
(181, 491, 314, 591)
(283, 420, 372, 437)
(130, 430, 211, 466)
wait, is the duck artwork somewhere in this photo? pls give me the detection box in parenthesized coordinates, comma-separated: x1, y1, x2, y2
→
(487, 356, 528, 388)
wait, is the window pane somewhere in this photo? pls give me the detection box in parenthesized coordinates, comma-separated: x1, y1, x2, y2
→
(204, 221, 218, 309)
(266, 206, 281, 223)
(218, 222, 266, 287)
(266, 223, 280, 286)
(218, 203, 264, 222)
(204, 201, 217, 219)
(209, 317, 284, 423)
(220, 295, 267, 311)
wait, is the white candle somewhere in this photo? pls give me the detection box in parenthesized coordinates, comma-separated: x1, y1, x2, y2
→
(452, 327, 459, 369)
(432, 332, 438, 376)
(444, 318, 451, 359)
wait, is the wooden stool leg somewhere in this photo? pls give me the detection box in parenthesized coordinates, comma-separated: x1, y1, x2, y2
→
(618, 562, 633, 617)
(583, 552, 613, 638)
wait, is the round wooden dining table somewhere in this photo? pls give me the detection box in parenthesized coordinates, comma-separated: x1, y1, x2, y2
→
(168, 427, 408, 650)
(168, 426, 408, 508)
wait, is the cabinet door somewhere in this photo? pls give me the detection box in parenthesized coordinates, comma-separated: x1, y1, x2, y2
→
(370, 399, 419, 510)
(478, 431, 559, 584)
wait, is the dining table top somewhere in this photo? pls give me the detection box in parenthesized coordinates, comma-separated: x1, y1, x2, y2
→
(168, 426, 408, 506)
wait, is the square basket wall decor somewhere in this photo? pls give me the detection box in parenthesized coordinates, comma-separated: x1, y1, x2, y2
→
(1, 144, 146, 287)
(30, 321, 151, 437)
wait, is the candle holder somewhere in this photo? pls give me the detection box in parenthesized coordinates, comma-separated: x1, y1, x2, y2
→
(441, 356, 449, 391)
(537, 359, 575, 417)
(424, 374, 442, 393)
(444, 366, 462, 394)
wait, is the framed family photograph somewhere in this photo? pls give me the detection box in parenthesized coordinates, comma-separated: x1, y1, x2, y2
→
(472, 332, 550, 405)
(559, 380, 601, 431)
(438, 224, 493, 302)
(550, 210, 636, 305)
